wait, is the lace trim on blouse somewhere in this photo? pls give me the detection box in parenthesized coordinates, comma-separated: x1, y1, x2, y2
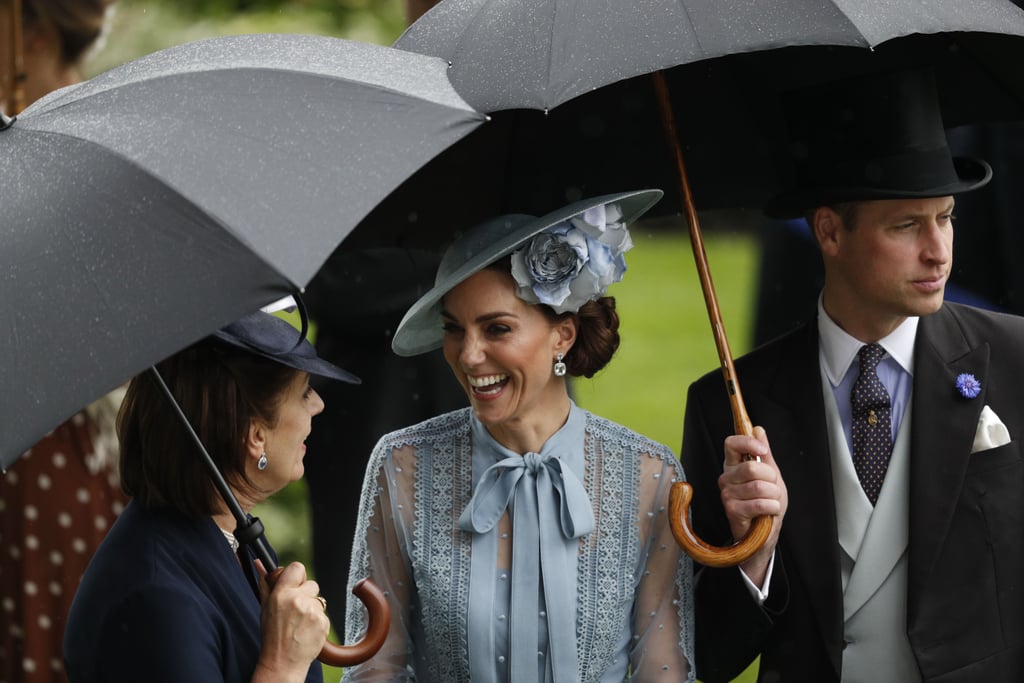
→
(345, 407, 694, 683)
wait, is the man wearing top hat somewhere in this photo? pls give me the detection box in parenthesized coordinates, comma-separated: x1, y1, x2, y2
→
(680, 67, 1024, 682)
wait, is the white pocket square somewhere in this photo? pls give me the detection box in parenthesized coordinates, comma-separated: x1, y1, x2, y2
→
(972, 405, 1012, 454)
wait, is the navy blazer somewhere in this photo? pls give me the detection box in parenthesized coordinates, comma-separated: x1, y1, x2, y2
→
(64, 500, 323, 683)
(681, 303, 1024, 682)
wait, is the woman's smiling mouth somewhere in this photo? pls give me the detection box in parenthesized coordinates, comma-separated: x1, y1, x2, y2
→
(467, 373, 509, 396)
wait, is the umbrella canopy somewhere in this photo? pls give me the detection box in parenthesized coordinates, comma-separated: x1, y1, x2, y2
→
(370, 0, 1024, 234)
(396, 0, 1024, 112)
(0, 32, 486, 471)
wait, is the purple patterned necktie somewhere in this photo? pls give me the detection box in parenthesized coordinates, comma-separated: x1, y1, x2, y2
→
(851, 343, 892, 505)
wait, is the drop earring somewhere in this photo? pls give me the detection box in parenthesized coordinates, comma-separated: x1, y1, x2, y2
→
(553, 352, 567, 377)
(257, 451, 268, 471)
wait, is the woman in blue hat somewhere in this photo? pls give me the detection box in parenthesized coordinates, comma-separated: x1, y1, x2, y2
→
(342, 190, 695, 682)
(63, 309, 361, 683)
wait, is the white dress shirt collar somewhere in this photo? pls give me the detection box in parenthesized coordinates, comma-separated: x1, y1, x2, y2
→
(817, 295, 918, 387)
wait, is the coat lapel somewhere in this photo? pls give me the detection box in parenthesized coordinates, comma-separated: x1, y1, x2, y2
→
(908, 306, 989, 609)
(750, 322, 845, 673)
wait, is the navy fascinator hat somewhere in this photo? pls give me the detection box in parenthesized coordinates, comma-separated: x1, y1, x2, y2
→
(212, 297, 360, 384)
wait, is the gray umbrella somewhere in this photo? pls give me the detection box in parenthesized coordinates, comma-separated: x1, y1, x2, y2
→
(0, 32, 485, 471)
(397, 0, 1024, 113)
(391, 0, 1024, 567)
(355, 1, 1024, 248)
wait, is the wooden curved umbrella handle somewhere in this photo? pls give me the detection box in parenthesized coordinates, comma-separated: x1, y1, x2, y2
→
(266, 572, 390, 667)
(318, 578, 390, 667)
(651, 70, 774, 567)
(669, 481, 774, 568)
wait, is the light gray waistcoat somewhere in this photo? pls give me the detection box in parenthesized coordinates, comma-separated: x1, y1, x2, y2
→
(821, 368, 921, 682)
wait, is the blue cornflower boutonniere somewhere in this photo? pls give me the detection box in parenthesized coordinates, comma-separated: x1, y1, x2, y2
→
(955, 373, 981, 399)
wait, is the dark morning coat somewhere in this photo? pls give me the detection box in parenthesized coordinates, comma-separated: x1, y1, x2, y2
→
(680, 302, 1024, 682)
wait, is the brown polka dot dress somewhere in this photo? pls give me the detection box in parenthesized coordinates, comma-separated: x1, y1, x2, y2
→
(0, 413, 127, 683)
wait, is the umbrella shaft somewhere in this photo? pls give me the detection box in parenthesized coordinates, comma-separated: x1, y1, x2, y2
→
(651, 71, 752, 437)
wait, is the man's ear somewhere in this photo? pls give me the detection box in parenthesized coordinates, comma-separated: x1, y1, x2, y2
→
(812, 207, 843, 258)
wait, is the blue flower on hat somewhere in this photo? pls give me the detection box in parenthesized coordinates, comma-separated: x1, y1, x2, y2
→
(510, 202, 632, 313)
(955, 373, 981, 399)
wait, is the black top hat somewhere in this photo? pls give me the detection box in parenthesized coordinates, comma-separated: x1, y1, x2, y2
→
(764, 67, 992, 219)
(212, 302, 360, 384)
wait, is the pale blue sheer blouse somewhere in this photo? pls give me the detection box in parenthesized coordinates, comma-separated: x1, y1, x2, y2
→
(343, 404, 694, 683)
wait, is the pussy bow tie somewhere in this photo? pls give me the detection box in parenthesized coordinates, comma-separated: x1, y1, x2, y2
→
(459, 450, 594, 538)
(460, 450, 594, 682)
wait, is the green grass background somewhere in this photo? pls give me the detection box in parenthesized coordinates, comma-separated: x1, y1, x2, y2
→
(257, 221, 763, 682)
(572, 218, 758, 451)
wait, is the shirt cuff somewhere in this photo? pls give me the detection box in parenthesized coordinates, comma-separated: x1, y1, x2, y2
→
(739, 551, 775, 604)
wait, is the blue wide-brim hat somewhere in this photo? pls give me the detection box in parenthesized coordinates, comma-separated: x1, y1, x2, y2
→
(764, 67, 992, 219)
(212, 306, 360, 384)
(391, 189, 664, 357)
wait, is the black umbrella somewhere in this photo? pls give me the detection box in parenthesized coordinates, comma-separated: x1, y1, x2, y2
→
(387, 0, 1024, 218)
(0, 32, 485, 666)
(397, 0, 1024, 112)
(0, 32, 485, 470)
(370, 0, 1024, 566)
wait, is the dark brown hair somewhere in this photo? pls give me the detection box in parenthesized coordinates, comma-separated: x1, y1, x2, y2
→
(118, 338, 299, 518)
(542, 297, 620, 378)
(19, 0, 113, 65)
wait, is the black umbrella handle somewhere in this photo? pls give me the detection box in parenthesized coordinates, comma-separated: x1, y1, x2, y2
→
(148, 365, 390, 666)
(231, 513, 277, 569)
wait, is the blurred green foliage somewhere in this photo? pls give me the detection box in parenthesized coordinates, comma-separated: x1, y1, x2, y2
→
(170, 0, 391, 19)
(85, 0, 405, 77)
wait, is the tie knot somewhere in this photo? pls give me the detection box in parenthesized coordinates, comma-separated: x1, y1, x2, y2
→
(858, 343, 885, 372)
(523, 451, 545, 473)
(458, 451, 594, 538)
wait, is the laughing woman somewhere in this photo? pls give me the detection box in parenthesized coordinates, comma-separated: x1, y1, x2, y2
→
(342, 189, 694, 683)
